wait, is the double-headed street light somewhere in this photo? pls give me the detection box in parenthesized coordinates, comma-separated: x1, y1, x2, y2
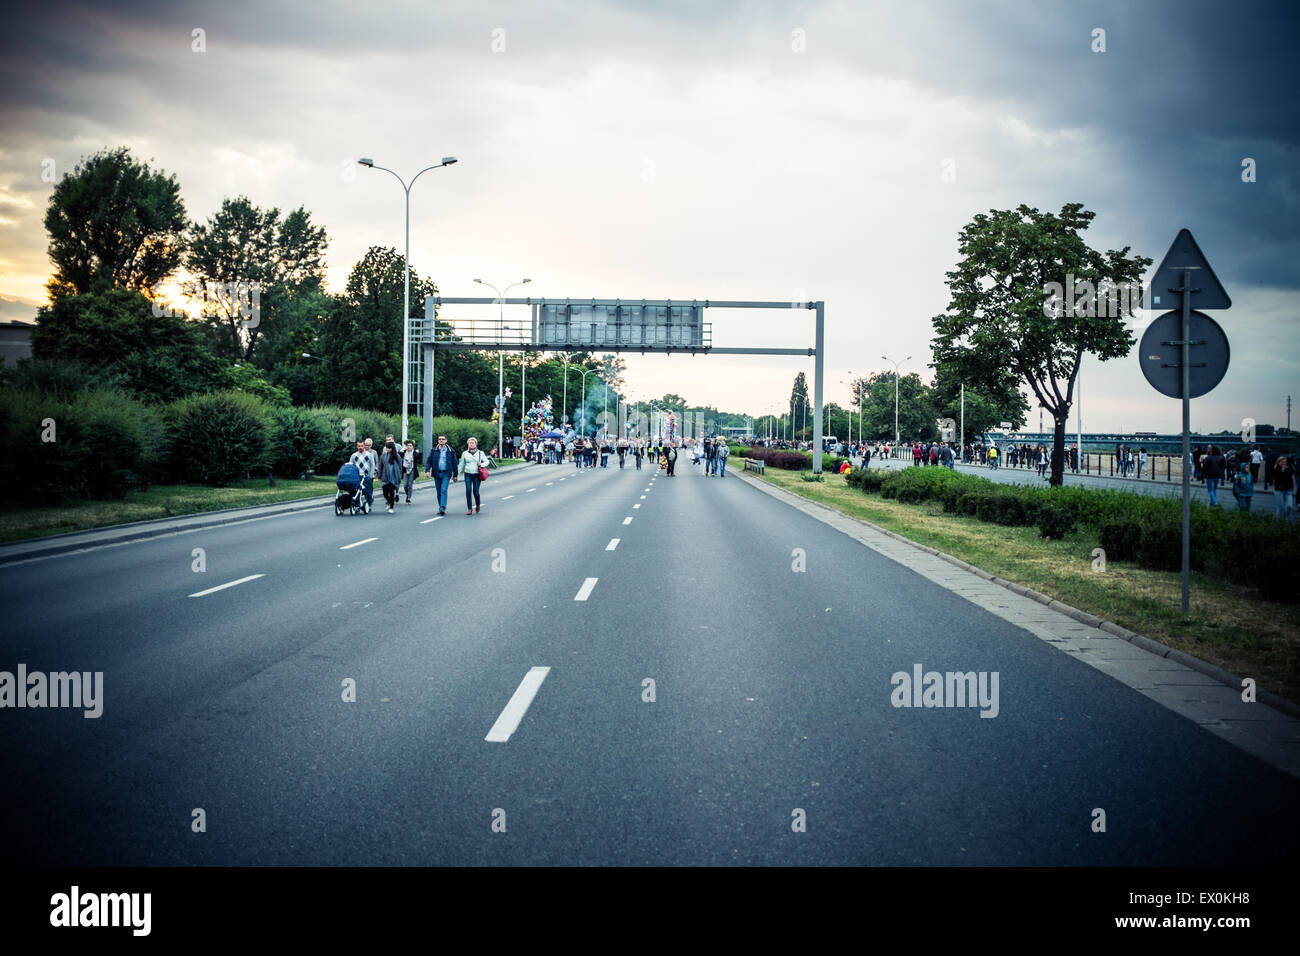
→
(474, 277, 531, 457)
(358, 155, 457, 443)
(883, 354, 911, 447)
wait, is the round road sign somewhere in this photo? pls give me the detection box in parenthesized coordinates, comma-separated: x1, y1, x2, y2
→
(1138, 310, 1229, 399)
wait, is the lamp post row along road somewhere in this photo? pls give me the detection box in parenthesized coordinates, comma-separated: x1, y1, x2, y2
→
(358, 154, 457, 444)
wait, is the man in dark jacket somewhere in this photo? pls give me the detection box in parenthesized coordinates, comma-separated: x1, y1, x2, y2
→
(665, 442, 678, 476)
(424, 434, 458, 516)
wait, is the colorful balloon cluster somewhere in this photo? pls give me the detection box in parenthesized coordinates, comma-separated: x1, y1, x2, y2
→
(665, 410, 677, 442)
(489, 387, 513, 425)
(522, 395, 555, 440)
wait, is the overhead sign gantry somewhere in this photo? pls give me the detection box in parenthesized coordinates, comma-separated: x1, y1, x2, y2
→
(415, 296, 828, 470)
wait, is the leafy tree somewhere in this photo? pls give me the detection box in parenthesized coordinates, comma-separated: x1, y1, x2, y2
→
(931, 203, 1150, 485)
(318, 246, 436, 412)
(930, 363, 1027, 443)
(859, 370, 937, 442)
(789, 373, 811, 436)
(44, 147, 187, 300)
(30, 288, 223, 403)
(184, 197, 329, 363)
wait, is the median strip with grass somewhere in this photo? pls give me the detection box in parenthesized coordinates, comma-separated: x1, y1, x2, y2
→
(752, 467, 1300, 706)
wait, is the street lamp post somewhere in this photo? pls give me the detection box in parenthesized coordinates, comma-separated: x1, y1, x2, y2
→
(883, 354, 911, 447)
(357, 155, 457, 443)
(474, 277, 531, 458)
(301, 352, 333, 404)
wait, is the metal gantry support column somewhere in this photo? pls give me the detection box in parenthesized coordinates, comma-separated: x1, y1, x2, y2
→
(422, 342, 435, 458)
(813, 301, 825, 473)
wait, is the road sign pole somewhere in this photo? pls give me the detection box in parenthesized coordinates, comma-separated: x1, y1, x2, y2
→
(1180, 268, 1192, 614)
(813, 302, 824, 474)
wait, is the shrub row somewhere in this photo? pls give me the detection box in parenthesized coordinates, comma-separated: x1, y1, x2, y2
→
(840, 464, 1299, 601)
(0, 386, 495, 501)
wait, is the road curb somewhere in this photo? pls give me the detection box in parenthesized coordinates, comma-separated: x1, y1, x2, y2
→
(733, 469, 1300, 721)
(0, 462, 533, 565)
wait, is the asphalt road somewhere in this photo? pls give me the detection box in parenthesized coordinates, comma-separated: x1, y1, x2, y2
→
(1, 454, 1297, 865)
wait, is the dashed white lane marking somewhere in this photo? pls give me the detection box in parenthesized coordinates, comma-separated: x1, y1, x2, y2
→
(546, 482, 554, 486)
(640, 495, 647, 499)
(622, 517, 633, 525)
(633, 503, 641, 509)
(606, 538, 620, 551)
(502, 495, 516, 500)
(574, 577, 599, 601)
(485, 666, 551, 743)
(526, 488, 536, 493)
(339, 538, 378, 550)
(420, 516, 443, 524)
(188, 573, 265, 598)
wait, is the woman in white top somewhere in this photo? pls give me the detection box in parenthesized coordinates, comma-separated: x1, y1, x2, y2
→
(460, 437, 492, 515)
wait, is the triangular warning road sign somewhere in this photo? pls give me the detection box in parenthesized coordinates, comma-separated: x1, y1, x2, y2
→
(1142, 228, 1231, 310)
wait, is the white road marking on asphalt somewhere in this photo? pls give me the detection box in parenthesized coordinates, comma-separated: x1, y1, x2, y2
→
(339, 538, 377, 550)
(502, 495, 515, 500)
(485, 666, 551, 743)
(574, 577, 599, 601)
(640, 495, 646, 499)
(622, 517, 633, 525)
(633, 503, 641, 509)
(546, 482, 554, 486)
(606, 538, 620, 551)
(527, 488, 536, 492)
(188, 573, 265, 597)
(420, 516, 443, 524)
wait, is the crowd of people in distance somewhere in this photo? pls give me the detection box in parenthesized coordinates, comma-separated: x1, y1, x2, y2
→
(1190, 444, 1294, 516)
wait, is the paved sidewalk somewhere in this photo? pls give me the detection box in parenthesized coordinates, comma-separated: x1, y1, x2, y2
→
(734, 468, 1300, 780)
(0, 461, 532, 565)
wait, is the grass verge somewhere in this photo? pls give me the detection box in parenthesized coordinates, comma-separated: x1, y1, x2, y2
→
(755, 467, 1300, 706)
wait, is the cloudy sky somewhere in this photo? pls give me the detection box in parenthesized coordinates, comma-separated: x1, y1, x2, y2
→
(1, 0, 1296, 433)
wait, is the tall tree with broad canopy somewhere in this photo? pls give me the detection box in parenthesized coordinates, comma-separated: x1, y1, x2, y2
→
(43, 147, 188, 300)
(184, 197, 329, 363)
(930, 203, 1150, 486)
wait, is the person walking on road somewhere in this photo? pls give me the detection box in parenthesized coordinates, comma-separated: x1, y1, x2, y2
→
(1273, 456, 1294, 519)
(1202, 445, 1226, 506)
(350, 440, 376, 511)
(401, 439, 418, 504)
(665, 442, 678, 476)
(1232, 460, 1254, 512)
(634, 441, 644, 470)
(461, 437, 491, 515)
(717, 439, 729, 477)
(380, 441, 403, 513)
(425, 434, 458, 516)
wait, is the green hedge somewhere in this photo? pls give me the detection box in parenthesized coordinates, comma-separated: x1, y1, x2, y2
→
(0, 387, 162, 503)
(164, 390, 273, 486)
(840, 463, 1296, 601)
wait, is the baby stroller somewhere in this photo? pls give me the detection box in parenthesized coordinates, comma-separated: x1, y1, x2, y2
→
(335, 462, 369, 515)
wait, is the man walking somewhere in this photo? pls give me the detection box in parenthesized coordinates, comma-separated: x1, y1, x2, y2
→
(402, 439, 418, 504)
(717, 439, 729, 477)
(424, 434, 458, 516)
(350, 440, 376, 511)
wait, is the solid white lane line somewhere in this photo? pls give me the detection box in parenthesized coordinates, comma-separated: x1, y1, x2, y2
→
(633, 503, 641, 509)
(420, 516, 444, 524)
(339, 538, 378, 550)
(574, 577, 599, 601)
(502, 495, 515, 500)
(606, 538, 620, 551)
(485, 666, 551, 743)
(188, 574, 265, 598)
(622, 517, 633, 525)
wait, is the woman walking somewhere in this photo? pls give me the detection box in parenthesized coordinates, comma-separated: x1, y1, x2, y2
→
(461, 437, 492, 515)
(380, 441, 403, 514)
